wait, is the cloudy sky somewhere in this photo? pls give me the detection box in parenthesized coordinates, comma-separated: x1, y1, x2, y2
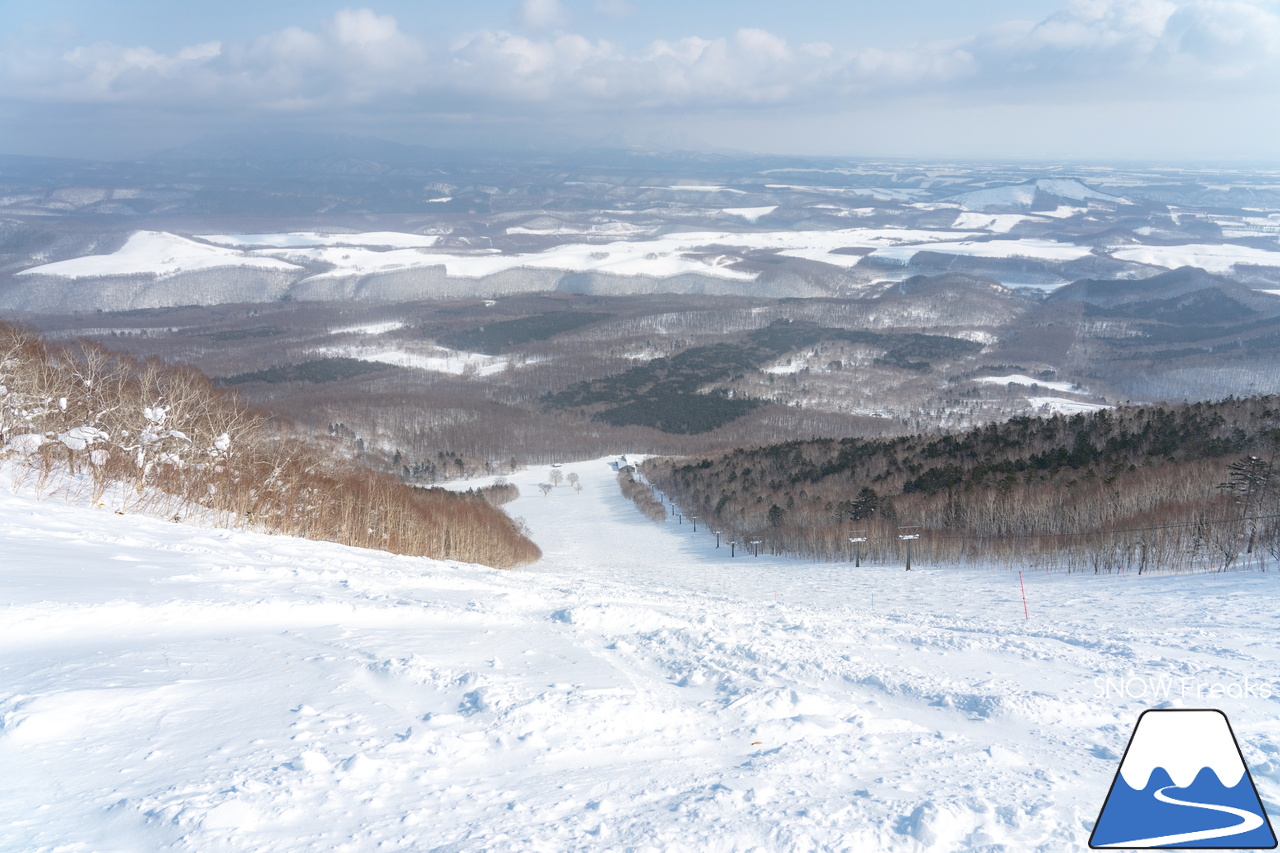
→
(2, 0, 1278, 162)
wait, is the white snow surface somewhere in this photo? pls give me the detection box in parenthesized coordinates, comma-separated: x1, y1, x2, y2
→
(950, 213, 1039, 234)
(199, 233, 441, 249)
(319, 343, 521, 376)
(283, 228, 983, 283)
(977, 374, 1081, 394)
(723, 206, 778, 222)
(16, 232, 303, 279)
(329, 321, 407, 336)
(33, 226, 1273, 288)
(953, 180, 1126, 211)
(1110, 243, 1280, 273)
(4, 458, 1280, 852)
(1027, 396, 1113, 415)
(871, 238, 1095, 265)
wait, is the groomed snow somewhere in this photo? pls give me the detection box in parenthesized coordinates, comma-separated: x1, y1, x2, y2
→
(16, 232, 303, 279)
(4, 458, 1280, 851)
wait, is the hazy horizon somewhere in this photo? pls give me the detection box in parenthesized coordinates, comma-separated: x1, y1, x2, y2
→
(2, 0, 1279, 163)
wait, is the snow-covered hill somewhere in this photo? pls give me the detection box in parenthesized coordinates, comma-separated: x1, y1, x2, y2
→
(952, 179, 1126, 211)
(3, 458, 1280, 851)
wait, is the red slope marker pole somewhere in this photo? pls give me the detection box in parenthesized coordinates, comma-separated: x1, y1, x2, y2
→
(1019, 570, 1029, 620)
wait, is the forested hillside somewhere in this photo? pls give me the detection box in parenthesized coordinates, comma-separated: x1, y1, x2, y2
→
(644, 397, 1280, 572)
(542, 319, 983, 434)
(0, 322, 540, 568)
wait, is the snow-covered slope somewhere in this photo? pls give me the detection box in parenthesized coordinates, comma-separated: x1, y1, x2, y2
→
(200, 232, 441, 249)
(16, 231, 303, 279)
(4, 458, 1280, 851)
(953, 180, 1126, 211)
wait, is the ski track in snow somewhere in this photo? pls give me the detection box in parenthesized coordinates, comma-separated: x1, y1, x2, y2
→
(3, 458, 1280, 851)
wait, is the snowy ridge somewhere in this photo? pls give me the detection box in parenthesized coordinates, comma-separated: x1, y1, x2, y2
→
(952, 179, 1126, 211)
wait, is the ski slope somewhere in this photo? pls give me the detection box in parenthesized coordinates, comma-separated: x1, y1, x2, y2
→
(3, 458, 1280, 851)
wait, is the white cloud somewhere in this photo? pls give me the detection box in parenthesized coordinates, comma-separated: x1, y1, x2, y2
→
(3, 1, 1279, 119)
(1165, 0, 1280, 75)
(517, 0, 571, 31)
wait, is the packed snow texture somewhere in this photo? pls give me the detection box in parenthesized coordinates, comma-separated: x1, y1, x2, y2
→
(3, 458, 1280, 851)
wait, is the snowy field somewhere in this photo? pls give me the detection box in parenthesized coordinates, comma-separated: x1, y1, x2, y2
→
(3, 458, 1280, 851)
(18, 225, 1280, 290)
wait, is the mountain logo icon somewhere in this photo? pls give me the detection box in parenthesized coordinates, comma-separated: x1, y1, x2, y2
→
(1090, 709, 1277, 849)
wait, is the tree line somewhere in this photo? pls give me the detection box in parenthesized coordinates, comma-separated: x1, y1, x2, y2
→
(643, 396, 1280, 573)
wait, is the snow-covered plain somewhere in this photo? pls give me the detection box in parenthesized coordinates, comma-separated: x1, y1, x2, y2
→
(4, 458, 1280, 851)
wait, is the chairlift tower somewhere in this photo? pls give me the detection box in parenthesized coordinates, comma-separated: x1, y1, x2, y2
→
(849, 533, 867, 567)
(897, 526, 920, 571)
